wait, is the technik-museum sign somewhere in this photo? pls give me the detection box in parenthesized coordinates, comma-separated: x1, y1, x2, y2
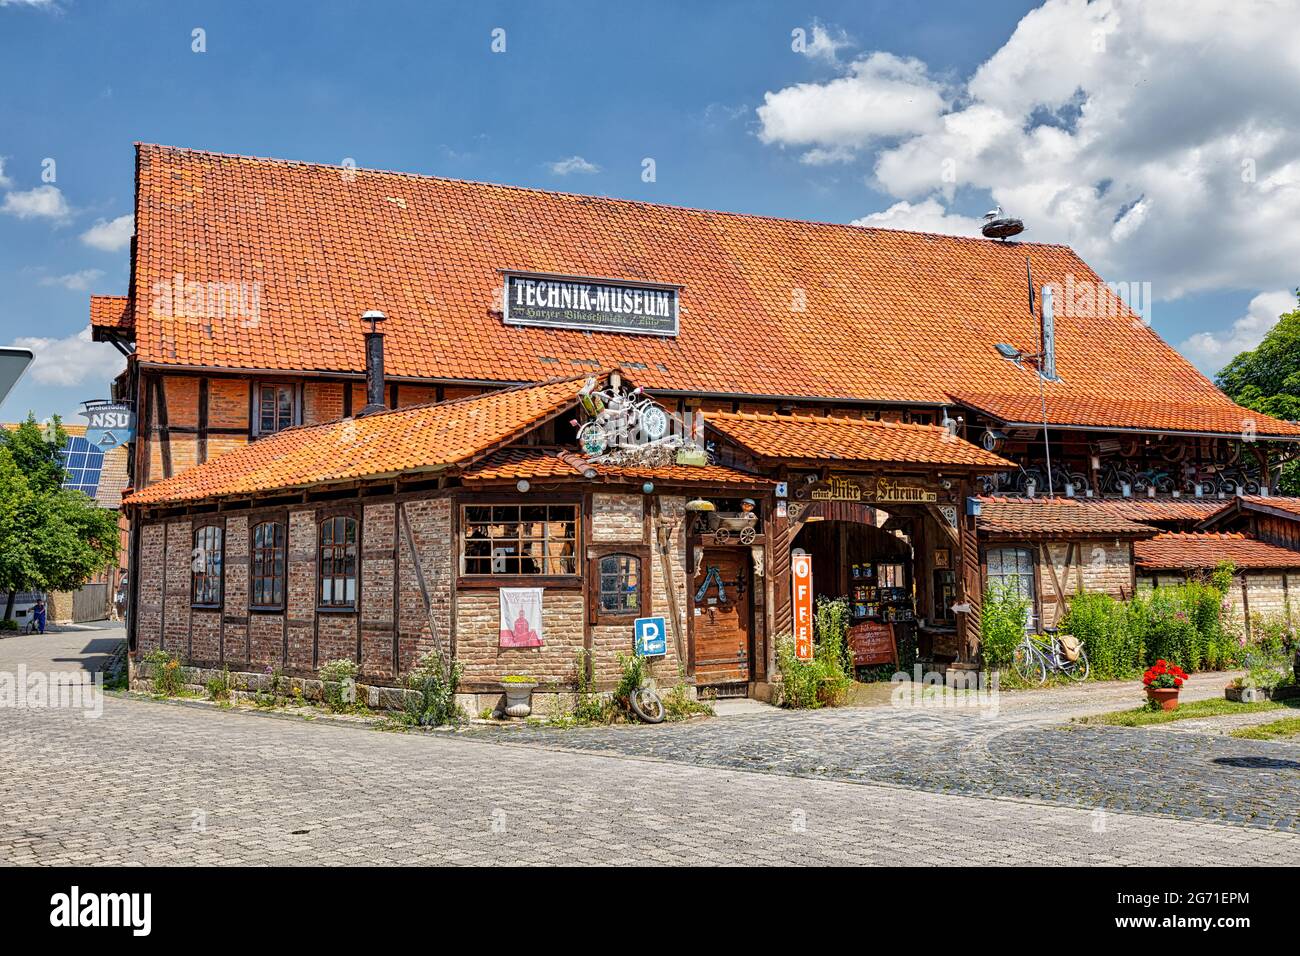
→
(502, 271, 680, 336)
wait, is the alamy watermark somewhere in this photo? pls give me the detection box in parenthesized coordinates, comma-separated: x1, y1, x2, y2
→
(151, 273, 262, 329)
(0, 665, 103, 719)
(890, 665, 999, 716)
(1047, 273, 1153, 326)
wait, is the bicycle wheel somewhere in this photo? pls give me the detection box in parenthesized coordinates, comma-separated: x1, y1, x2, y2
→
(629, 687, 665, 724)
(1063, 647, 1091, 681)
(1012, 642, 1045, 684)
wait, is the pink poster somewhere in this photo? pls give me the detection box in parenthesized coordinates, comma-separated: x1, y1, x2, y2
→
(499, 588, 544, 648)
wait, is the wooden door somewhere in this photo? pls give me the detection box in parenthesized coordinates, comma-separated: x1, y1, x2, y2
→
(692, 548, 752, 683)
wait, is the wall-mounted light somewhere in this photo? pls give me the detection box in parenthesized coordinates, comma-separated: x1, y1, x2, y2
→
(642, 482, 654, 494)
(516, 479, 530, 493)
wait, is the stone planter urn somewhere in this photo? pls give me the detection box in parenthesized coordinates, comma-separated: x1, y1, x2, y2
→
(1146, 687, 1180, 711)
(500, 680, 538, 718)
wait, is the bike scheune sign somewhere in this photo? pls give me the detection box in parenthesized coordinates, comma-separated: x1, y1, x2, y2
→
(792, 553, 814, 661)
(502, 272, 679, 337)
(634, 616, 667, 658)
(80, 401, 135, 451)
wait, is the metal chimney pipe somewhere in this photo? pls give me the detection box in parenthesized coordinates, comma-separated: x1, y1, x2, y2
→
(360, 310, 387, 416)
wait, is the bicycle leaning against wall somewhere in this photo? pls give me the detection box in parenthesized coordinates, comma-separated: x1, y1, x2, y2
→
(1011, 626, 1090, 683)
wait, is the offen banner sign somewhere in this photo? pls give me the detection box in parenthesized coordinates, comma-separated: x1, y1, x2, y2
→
(502, 272, 680, 337)
(792, 553, 813, 661)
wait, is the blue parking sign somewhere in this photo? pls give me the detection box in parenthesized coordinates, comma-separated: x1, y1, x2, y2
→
(634, 616, 667, 657)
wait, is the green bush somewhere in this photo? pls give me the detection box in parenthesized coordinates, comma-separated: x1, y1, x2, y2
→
(815, 595, 853, 676)
(402, 651, 463, 726)
(569, 650, 613, 723)
(142, 649, 184, 697)
(980, 584, 1029, 670)
(318, 658, 360, 713)
(774, 625, 851, 709)
(0, 618, 17, 631)
(1062, 592, 1142, 680)
(205, 666, 231, 702)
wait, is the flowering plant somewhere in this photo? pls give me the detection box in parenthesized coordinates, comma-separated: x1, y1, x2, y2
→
(1142, 659, 1187, 690)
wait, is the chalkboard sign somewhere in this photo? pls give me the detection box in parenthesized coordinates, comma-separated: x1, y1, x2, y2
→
(849, 621, 897, 667)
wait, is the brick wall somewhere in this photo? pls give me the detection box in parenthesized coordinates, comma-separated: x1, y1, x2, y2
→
(360, 502, 396, 678)
(591, 493, 643, 541)
(647, 496, 689, 677)
(396, 497, 453, 673)
(131, 489, 693, 690)
(136, 524, 164, 654)
(455, 589, 587, 686)
(162, 521, 192, 654)
(1015, 539, 1134, 629)
(286, 509, 317, 670)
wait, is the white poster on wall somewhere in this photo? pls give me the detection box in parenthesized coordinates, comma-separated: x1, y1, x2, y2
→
(499, 588, 544, 648)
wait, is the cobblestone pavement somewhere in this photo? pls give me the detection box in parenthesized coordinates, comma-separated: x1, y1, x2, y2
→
(462, 676, 1300, 835)
(1, 630, 1297, 865)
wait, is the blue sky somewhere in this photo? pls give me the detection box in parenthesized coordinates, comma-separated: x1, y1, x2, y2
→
(2, 0, 1297, 423)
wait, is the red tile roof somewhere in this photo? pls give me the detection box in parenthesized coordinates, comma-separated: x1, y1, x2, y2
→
(124, 375, 595, 505)
(1072, 497, 1228, 524)
(1197, 495, 1300, 529)
(707, 411, 1012, 469)
(89, 295, 133, 343)
(976, 496, 1158, 538)
(1135, 532, 1300, 570)
(461, 446, 772, 487)
(114, 143, 1286, 437)
(954, 391, 1300, 438)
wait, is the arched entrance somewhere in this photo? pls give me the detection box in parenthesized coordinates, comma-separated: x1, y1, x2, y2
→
(779, 495, 966, 669)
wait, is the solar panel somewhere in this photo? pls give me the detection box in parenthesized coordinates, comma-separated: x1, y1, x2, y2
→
(60, 436, 104, 498)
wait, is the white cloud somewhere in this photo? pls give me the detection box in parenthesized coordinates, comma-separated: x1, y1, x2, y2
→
(757, 52, 947, 163)
(80, 213, 133, 251)
(38, 268, 105, 291)
(798, 22, 853, 66)
(756, 0, 1300, 302)
(850, 199, 982, 237)
(7, 325, 125, 388)
(1179, 290, 1297, 373)
(0, 158, 10, 188)
(548, 156, 601, 176)
(2, 184, 70, 221)
(0, 0, 57, 7)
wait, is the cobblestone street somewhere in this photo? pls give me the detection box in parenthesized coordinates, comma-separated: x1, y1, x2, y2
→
(1, 629, 1297, 865)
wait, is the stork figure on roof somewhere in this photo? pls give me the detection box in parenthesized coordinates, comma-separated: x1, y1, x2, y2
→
(980, 204, 1025, 241)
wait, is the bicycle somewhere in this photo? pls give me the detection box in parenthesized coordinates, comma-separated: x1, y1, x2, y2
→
(628, 678, 665, 723)
(1011, 627, 1090, 683)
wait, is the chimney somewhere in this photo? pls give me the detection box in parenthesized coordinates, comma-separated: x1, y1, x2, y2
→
(360, 310, 387, 416)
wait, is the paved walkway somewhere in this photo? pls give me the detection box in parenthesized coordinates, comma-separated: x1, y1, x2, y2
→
(0, 630, 1296, 865)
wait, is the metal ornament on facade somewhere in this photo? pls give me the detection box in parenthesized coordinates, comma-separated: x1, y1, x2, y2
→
(571, 376, 704, 468)
(80, 400, 136, 451)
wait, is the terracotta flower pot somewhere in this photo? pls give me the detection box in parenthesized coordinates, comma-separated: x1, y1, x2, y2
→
(1146, 686, 1180, 711)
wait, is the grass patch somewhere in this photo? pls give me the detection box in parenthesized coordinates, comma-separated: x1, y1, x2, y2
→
(1076, 696, 1292, 727)
(1230, 716, 1300, 740)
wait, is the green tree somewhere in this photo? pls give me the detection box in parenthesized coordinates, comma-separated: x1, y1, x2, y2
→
(1216, 291, 1300, 494)
(0, 416, 119, 621)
